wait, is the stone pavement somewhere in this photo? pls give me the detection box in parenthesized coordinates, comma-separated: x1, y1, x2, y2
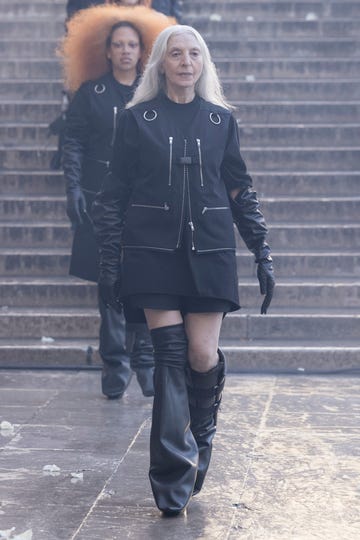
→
(0, 369, 359, 540)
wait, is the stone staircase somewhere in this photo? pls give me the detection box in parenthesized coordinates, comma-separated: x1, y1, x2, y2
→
(0, 0, 359, 371)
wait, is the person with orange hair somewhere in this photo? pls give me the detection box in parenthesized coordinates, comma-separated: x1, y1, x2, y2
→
(61, 6, 175, 399)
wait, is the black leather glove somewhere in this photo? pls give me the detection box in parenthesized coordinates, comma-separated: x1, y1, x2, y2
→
(98, 273, 123, 313)
(254, 245, 275, 314)
(66, 186, 87, 226)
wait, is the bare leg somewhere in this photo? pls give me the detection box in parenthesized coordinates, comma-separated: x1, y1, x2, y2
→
(184, 312, 223, 372)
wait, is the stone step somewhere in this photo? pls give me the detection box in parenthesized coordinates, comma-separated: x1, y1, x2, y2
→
(0, 124, 56, 145)
(2, 1, 65, 17)
(262, 197, 360, 222)
(253, 172, 360, 197)
(3, 57, 360, 80)
(223, 341, 360, 373)
(3, 100, 359, 123)
(0, 338, 358, 372)
(187, 1, 360, 19)
(1, 308, 359, 341)
(194, 19, 360, 38)
(239, 125, 360, 147)
(1, 248, 359, 279)
(0, 277, 359, 309)
(217, 56, 360, 80)
(0, 196, 66, 222)
(2, 18, 359, 39)
(0, 193, 359, 222)
(0, 147, 57, 170)
(0, 339, 100, 369)
(0, 80, 63, 100)
(0, 59, 61, 78)
(3, 122, 359, 148)
(208, 37, 360, 57)
(0, 221, 358, 250)
(0, 248, 70, 277)
(0, 308, 99, 339)
(225, 80, 360, 101)
(2, 37, 360, 60)
(0, 20, 64, 39)
(242, 148, 360, 172)
(0, 222, 72, 248)
(2, 171, 355, 198)
(0, 171, 64, 195)
(0, 40, 60, 58)
(214, 58, 360, 78)
(2, 78, 360, 102)
(264, 225, 360, 251)
(223, 311, 360, 342)
(1, 145, 359, 172)
(233, 102, 360, 123)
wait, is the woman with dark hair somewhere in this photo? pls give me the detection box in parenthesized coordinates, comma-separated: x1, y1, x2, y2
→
(62, 18, 164, 399)
(93, 24, 275, 514)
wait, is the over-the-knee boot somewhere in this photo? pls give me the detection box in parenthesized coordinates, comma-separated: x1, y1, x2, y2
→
(149, 323, 198, 515)
(186, 349, 225, 495)
(126, 323, 154, 397)
(98, 292, 132, 399)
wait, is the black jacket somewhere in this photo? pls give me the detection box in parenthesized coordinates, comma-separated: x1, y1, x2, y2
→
(151, 0, 182, 20)
(63, 72, 138, 281)
(93, 93, 267, 279)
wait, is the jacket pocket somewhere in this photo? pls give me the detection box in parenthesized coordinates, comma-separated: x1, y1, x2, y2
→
(131, 202, 170, 211)
(201, 206, 229, 215)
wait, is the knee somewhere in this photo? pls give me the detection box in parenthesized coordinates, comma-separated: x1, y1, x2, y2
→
(188, 344, 218, 373)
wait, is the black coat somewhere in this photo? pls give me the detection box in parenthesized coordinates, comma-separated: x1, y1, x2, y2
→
(63, 72, 138, 282)
(151, 0, 182, 20)
(92, 93, 262, 285)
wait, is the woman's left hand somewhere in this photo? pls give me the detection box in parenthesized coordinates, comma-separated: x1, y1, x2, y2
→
(257, 256, 275, 314)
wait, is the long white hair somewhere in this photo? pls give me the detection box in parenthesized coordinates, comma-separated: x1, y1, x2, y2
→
(126, 25, 232, 110)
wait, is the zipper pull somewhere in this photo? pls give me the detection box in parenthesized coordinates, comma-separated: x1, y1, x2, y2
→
(188, 221, 195, 250)
(168, 136, 173, 186)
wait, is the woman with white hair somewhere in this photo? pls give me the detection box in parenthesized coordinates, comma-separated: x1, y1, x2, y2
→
(93, 24, 275, 515)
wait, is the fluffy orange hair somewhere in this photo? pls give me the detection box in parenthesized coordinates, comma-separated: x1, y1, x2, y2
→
(59, 4, 175, 92)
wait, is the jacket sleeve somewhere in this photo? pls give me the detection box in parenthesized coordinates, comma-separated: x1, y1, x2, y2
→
(221, 114, 269, 255)
(63, 84, 89, 194)
(92, 110, 139, 279)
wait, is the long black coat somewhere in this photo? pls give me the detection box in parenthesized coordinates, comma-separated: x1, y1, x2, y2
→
(63, 72, 137, 282)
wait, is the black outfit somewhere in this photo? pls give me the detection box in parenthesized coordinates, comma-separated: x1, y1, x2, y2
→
(93, 92, 272, 513)
(63, 71, 154, 398)
(66, 0, 105, 19)
(151, 0, 182, 21)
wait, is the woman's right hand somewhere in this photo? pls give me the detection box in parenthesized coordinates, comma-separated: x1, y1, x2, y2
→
(66, 187, 87, 226)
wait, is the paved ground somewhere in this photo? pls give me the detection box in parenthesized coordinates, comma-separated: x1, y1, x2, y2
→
(0, 369, 359, 540)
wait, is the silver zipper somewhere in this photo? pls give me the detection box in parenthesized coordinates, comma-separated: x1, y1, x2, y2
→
(186, 143, 195, 250)
(176, 139, 187, 248)
(202, 206, 229, 215)
(196, 138, 204, 187)
(110, 106, 118, 147)
(168, 136, 173, 186)
(131, 202, 169, 210)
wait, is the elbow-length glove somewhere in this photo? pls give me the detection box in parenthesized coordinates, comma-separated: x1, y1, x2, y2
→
(230, 187, 275, 314)
(63, 136, 87, 227)
(92, 174, 131, 312)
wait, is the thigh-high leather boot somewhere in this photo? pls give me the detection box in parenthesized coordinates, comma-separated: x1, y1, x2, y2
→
(98, 292, 132, 399)
(186, 349, 226, 495)
(126, 323, 155, 397)
(149, 323, 198, 515)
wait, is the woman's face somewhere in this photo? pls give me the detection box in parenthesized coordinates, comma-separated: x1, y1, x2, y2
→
(107, 26, 141, 74)
(161, 33, 204, 95)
